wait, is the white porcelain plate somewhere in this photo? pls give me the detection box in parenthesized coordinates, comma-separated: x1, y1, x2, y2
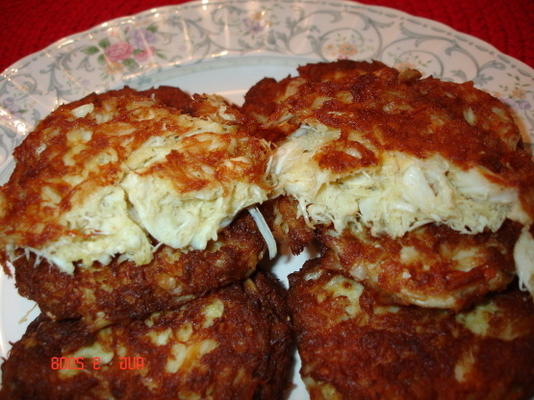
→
(0, 0, 533, 397)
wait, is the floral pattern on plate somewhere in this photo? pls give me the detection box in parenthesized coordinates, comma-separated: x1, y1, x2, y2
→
(82, 25, 166, 75)
(1, 0, 532, 152)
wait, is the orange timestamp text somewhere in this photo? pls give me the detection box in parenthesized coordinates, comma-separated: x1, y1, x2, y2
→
(50, 356, 145, 370)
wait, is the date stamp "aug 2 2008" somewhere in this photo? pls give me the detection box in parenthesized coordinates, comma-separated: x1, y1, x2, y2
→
(50, 356, 146, 371)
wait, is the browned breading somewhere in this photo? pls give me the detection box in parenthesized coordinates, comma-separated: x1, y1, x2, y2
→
(139, 86, 194, 113)
(242, 59, 534, 233)
(318, 220, 522, 310)
(11, 211, 265, 329)
(0, 87, 271, 330)
(288, 256, 534, 400)
(244, 59, 526, 159)
(0, 87, 269, 255)
(243, 59, 534, 302)
(260, 195, 314, 255)
(0, 272, 294, 400)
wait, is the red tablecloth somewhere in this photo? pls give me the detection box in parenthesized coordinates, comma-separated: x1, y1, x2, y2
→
(1, 0, 532, 72)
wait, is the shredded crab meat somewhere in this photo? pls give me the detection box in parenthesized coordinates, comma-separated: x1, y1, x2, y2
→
(248, 206, 277, 259)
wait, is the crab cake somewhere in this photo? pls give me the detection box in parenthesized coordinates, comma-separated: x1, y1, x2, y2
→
(10, 211, 265, 329)
(0, 272, 294, 400)
(243, 60, 534, 294)
(318, 220, 522, 310)
(288, 257, 534, 400)
(0, 87, 271, 328)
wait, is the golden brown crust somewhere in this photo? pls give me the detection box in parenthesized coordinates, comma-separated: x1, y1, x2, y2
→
(1, 88, 156, 248)
(260, 195, 314, 255)
(318, 221, 521, 310)
(243, 59, 534, 218)
(0, 86, 272, 329)
(12, 212, 265, 330)
(288, 258, 534, 400)
(0, 272, 294, 400)
(139, 86, 194, 113)
(0, 87, 269, 249)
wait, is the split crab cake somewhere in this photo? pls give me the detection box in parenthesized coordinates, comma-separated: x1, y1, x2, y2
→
(243, 59, 534, 297)
(288, 256, 534, 400)
(0, 87, 272, 329)
(0, 272, 294, 400)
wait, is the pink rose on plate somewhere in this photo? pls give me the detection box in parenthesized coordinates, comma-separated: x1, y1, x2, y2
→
(134, 48, 153, 62)
(105, 41, 133, 62)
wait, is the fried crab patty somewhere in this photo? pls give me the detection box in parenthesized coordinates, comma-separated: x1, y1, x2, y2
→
(243, 59, 534, 295)
(0, 87, 271, 328)
(318, 220, 522, 310)
(10, 211, 265, 329)
(287, 257, 534, 400)
(0, 272, 294, 400)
